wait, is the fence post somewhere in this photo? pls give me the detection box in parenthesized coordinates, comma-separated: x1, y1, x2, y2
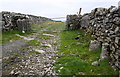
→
(78, 8, 82, 15)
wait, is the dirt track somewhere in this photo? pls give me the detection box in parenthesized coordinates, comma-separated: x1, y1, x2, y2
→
(2, 22, 64, 76)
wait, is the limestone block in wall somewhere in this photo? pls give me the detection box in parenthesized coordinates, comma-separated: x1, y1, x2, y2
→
(94, 8, 107, 16)
(16, 17, 32, 32)
(108, 6, 117, 13)
(113, 17, 120, 25)
(89, 40, 101, 51)
(100, 43, 109, 60)
(116, 49, 120, 57)
(17, 19, 25, 32)
(114, 27, 120, 35)
(115, 37, 120, 45)
(118, 7, 120, 16)
(110, 48, 120, 70)
(21, 19, 26, 31)
(23, 19, 31, 32)
(81, 14, 90, 29)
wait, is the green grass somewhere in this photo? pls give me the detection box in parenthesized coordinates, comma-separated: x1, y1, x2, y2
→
(43, 30, 57, 34)
(10, 52, 19, 56)
(27, 40, 41, 46)
(2, 30, 33, 44)
(1, 22, 54, 44)
(41, 45, 50, 48)
(2, 30, 22, 41)
(37, 35, 51, 40)
(51, 42, 58, 45)
(42, 22, 66, 32)
(31, 22, 55, 32)
(54, 30, 119, 75)
(1, 30, 23, 46)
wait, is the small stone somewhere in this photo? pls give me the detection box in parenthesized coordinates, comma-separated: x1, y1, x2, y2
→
(9, 40, 13, 42)
(44, 44, 52, 48)
(16, 34, 34, 40)
(22, 30, 25, 33)
(59, 67, 63, 69)
(33, 49, 45, 53)
(43, 33, 55, 37)
(98, 59, 103, 62)
(114, 27, 119, 34)
(100, 45, 108, 60)
(29, 70, 34, 73)
(48, 56, 52, 59)
(92, 61, 99, 66)
(79, 72, 85, 75)
(115, 37, 120, 44)
(58, 70, 60, 72)
(3, 57, 9, 60)
(14, 71, 20, 75)
(90, 69, 93, 72)
(64, 46, 67, 48)
(10, 70, 14, 75)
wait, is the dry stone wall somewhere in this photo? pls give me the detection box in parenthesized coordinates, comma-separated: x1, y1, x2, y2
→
(66, 6, 120, 70)
(66, 15, 81, 30)
(66, 13, 90, 30)
(1, 11, 53, 32)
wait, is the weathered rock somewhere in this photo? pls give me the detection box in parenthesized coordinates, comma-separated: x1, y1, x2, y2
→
(113, 17, 120, 25)
(43, 33, 55, 37)
(32, 49, 45, 53)
(100, 43, 109, 60)
(88, 6, 120, 70)
(115, 37, 120, 45)
(92, 61, 99, 66)
(80, 14, 90, 29)
(89, 40, 101, 51)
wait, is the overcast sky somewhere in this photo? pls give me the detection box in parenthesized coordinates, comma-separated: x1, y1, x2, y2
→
(0, 0, 120, 21)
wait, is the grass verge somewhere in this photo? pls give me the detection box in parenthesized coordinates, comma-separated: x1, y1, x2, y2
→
(1, 22, 55, 44)
(54, 30, 119, 75)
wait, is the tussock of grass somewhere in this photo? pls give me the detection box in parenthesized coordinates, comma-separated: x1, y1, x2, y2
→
(10, 52, 19, 56)
(41, 45, 50, 48)
(51, 42, 58, 45)
(2, 30, 22, 41)
(54, 30, 119, 75)
(37, 35, 51, 40)
(27, 40, 41, 46)
(2, 30, 33, 44)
